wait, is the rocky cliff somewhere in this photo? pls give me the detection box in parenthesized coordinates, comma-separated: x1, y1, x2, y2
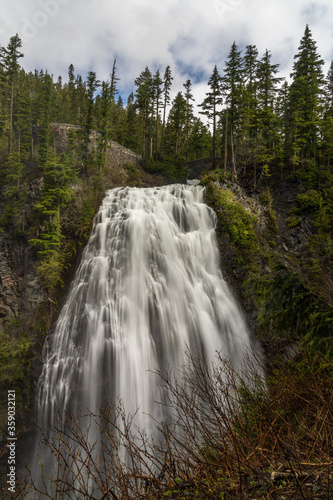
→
(203, 173, 332, 365)
(49, 123, 142, 168)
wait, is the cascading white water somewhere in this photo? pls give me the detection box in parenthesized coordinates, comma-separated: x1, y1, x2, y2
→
(34, 183, 254, 491)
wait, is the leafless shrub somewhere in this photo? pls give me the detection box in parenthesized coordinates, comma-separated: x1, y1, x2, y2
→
(15, 348, 333, 499)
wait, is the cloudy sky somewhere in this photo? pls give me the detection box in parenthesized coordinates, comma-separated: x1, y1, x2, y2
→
(1, 0, 333, 112)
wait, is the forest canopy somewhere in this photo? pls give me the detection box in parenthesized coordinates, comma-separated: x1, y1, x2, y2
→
(0, 24, 332, 179)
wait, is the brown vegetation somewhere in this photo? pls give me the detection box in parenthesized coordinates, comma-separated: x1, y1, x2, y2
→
(9, 347, 333, 499)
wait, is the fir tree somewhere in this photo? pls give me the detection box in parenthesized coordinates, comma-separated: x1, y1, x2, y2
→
(256, 49, 283, 182)
(37, 71, 53, 166)
(30, 152, 77, 256)
(222, 42, 244, 180)
(240, 45, 259, 174)
(160, 65, 173, 160)
(324, 61, 333, 115)
(134, 67, 153, 162)
(153, 69, 163, 160)
(67, 63, 76, 123)
(199, 66, 223, 168)
(96, 80, 111, 168)
(183, 79, 195, 162)
(0, 34, 24, 154)
(165, 91, 187, 159)
(288, 24, 325, 167)
(82, 71, 100, 167)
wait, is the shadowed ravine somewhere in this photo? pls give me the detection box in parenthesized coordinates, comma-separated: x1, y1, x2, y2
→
(31, 184, 256, 496)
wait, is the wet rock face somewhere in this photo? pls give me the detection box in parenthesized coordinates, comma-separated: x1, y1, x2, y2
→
(0, 173, 45, 327)
(0, 234, 44, 325)
(0, 235, 18, 319)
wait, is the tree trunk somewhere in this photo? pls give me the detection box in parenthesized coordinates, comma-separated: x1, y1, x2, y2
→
(160, 102, 166, 160)
(212, 105, 216, 169)
(155, 118, 158, 161)
(9, 81, 14, 154)
(231, 126, 237, 181)
(224, 108, 228, 180)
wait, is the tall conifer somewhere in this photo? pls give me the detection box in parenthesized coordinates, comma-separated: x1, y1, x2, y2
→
(288, 24, 325, 166)
(0, 34, 24, 153)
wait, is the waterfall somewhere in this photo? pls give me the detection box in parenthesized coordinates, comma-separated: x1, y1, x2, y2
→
(33, 184, 254, 493)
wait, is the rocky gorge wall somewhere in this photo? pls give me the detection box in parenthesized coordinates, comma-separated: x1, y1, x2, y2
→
(203, 173, 332, 366)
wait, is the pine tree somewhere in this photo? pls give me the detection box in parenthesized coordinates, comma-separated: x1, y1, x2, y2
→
(108, 59, 120, 141)
(96, 80, 111, 168)
(321, 61, 333, 166)
(67, 64, 76, 123)
(13, 69, 32, 156)
(4, 152, 27, 233)
(242, 45, 259, 170)
(134, 67, 153, 162)
(123, 93, 141, 153)
(244, 45, 259, 90)
(324, 61, 333, 115)
(81, 71, 100, 167)
(75, 74, 87, 127)
(0, 34, 24, 154)
(30, 152, 77, 255)
(37, 71, 53, 166)
(199, 66, 223, 168)
(159, 65, 173, 160)
(165, 91, 187, 159)
(275, 80, 289, 178)
(255, 49, 283, 184)
(187, 117, 211, 161)
(183, 79, 195, 162)
(288, 24, 325, 168)
(4, 151, 24, 193)
(153, 69, 163, 160)
(109, 59, 119, 104)
(222, 42, 244, 180)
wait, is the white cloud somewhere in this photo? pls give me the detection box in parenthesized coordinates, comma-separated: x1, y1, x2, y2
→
(1, 0, 332, 111)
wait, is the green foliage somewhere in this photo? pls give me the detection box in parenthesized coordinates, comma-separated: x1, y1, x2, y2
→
(286, 213, 301, 228)
(4, 152, 24, 193)
(208, 183, 258, 250)
(0, 329, 31, 383)
(144, 156, 187, 182)
(125, 162, 141, 184)
(258, 266, 333, 352)
(30, 229, 63, 256)
(259, 188, 279, 234)
(297, 189, 323, 211)
(287, 25, 325, 165)
(0, 199, 14, 229)
(77, 200, 95, 239)
(36, 251, 64, 291)
(30, 152, 77, 256)
(205, 178, 332, 357)
(202, 168, 226, 183)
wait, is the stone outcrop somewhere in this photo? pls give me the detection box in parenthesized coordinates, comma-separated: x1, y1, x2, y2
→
(49, 123, 142, 167)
